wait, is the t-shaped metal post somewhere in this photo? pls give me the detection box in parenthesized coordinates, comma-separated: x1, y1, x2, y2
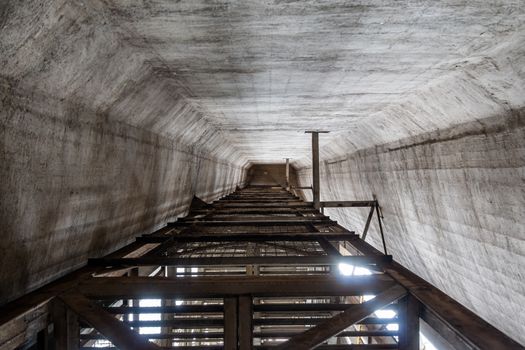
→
(284, 158, 290, 190)
(305, 131, 329, 210)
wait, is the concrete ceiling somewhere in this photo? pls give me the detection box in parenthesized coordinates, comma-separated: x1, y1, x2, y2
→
(2, 0, 523, 165)
(101, 0, 524, 163)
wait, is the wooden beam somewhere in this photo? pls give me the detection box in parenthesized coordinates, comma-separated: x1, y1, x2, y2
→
(320, 201, 376, 208)
(78, 275, 396, 299)
(341, 236, 525, 350)
(169, 218, 332, 226)
(224, 298, 238, 350)
(79, 329, 399, 340)
(89, 255, 391, 268)
(59, 293, 160, 350)
(275, 285, 406, 350)
(104, 303, 397, 314)
(238, 296, 253, 350)
(113, 316, 395, 328)
(137, 232, 358, 243)
(398, 294, 421, 350)
(317, 237, 342, 256)
(51, 299, 79, 350)
(361, 206, 375, 240)
(0, 299, 51, 350)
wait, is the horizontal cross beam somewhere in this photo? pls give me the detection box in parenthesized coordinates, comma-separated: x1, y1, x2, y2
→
(89, 255, 392, 268)
(78, 275, 396, 299)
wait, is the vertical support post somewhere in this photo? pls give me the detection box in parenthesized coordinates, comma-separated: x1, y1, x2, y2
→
(375, 202, 388, 255)
(224, 298, 238, 350)
(361, 205, 375, 240)
(52, 300, 79, 350)
(238, 296, 253, 350)
(398, 294, 421, 350)
(306, 131, 328, 210)
(36, 327, 49, 350)
(224, 296, 253, 350)
(311, 132, 320, 210)
(285, 158, 290, 191)
(128, 267, 139, 328)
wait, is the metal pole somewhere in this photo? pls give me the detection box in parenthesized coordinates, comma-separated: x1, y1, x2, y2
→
(311, 133, 320, 209)
(285, 158, 290, 191)
(305, 131, 329, 210)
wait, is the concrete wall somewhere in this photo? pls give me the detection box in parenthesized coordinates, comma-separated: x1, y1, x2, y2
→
(297, 110, 525, 344)
(0, 87, 246, 304)
(246, 164, 298, 187)
(0, 0, 248, 304)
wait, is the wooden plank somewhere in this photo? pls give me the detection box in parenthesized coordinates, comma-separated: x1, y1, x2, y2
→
(78, 275, 396, 299)
(59, 293, 160, 350)
(89, 255, 392, 268)
(275, 285, 406, 349)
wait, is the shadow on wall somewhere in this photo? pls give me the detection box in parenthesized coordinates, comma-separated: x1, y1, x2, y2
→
(0, 90, 245, 305)
(246, 163, 298, 188)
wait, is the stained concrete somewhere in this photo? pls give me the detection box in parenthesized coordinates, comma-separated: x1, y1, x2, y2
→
(0, 0, 524, 345)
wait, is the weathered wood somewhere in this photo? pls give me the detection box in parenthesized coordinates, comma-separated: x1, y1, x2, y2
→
(0, 298, 50, 350)
(78, 275, 396, 299)
(59, 293, 160, 350)
(275, 285, 406, 349)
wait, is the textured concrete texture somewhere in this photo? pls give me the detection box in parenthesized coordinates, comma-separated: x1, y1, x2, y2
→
(0, 0, 247, 304)
(0, 86, 246, 304)
(297, 110, 525, 344)
(0, 0, 524, 345)
(247, 163, 298, 187)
